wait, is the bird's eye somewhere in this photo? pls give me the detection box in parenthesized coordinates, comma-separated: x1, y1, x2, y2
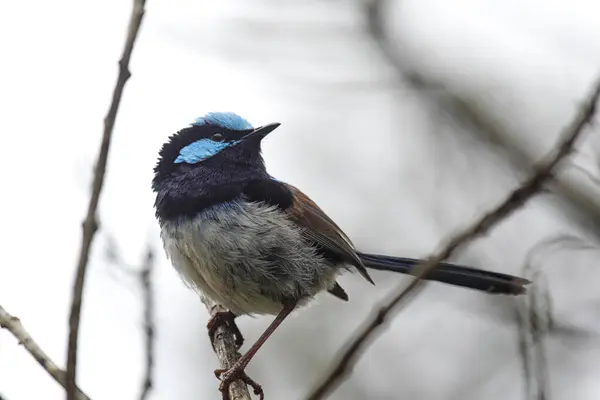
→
(211, 132, 225, 142)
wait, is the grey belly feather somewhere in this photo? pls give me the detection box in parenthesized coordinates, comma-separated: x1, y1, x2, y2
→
(160, 200, 341, 316)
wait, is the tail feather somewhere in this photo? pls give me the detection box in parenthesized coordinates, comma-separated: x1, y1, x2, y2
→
(357, 252, 529, 295)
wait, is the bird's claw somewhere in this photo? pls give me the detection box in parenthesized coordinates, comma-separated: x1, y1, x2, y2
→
(207, 311, 244, 349)
(215, 367, 264, 400)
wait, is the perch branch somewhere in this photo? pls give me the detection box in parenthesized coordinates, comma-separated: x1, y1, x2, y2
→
(0, 305, 91, 400)
(203, 299, 252, 400)
(306, 77, 600, 400)
(65, 1, 147, 399)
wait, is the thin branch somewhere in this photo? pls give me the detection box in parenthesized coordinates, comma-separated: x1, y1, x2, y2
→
(203, 299, 252, 400)
(139, 247, 156, 400)
(517, 268, 552, 400)
(569, 162, 600, 187)
(365, 0, 436, 91)
(515, 233, 600, 400)
(100, 235, 157, 399)
(65, 1, 147, 399)
(0, 306, 91, 400)
(306, 77, 600, 400)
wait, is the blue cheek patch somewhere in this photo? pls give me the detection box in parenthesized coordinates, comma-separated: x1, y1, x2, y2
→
(174, 139, 237, 164)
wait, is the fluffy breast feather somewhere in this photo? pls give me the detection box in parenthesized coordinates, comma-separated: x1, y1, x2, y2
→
(160, 200, 341, 316)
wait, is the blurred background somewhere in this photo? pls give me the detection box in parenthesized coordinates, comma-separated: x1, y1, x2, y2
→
(2, 0, 600, 399)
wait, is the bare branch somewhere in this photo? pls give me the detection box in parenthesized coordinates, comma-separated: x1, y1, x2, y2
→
(516, 278, 552, 400)
(139, 247, 156, 400)
(65, 1, 147, 399)
(515, 232, 600, 399)
(99, 235, 156, 399)
(306, 77, 600, 400)
(203, 299, 252, 400)
(365, 0, 437, 91)
(517, 261, 553, 400)
(0, 306, 91, 400)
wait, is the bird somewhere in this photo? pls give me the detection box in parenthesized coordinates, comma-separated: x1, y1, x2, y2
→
(152, 112, 530, 399)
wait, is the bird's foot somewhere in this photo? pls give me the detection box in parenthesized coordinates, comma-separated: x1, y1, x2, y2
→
(215, 366, 264, 400)
(207, 310, 244, 349)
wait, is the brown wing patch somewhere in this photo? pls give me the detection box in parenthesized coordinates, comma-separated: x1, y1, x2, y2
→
(283, 183, 374, 285)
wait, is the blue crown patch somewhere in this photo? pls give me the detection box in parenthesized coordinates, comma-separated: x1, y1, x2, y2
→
(192, 112, 253, 131)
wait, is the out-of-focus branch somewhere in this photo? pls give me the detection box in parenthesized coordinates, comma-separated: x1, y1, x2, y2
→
(365, 0, 600, 237)
(203, 299, 252, 400)
(306, 78, 600, 400)
(101, 236, 157, 400)
(65, 1, 147, 399)
(0, 306, 91, 400)
(516, 236, 566, 400)
(515, 233, 600, 399)
(516, 273, 552, 400)
(139, 248, 155, 400)
(365, 0, 440, 91)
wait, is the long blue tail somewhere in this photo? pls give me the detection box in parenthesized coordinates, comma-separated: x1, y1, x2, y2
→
(357, 252, 529, 295)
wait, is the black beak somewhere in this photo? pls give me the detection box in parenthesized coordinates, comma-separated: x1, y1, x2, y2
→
(243, 122, 281, 141)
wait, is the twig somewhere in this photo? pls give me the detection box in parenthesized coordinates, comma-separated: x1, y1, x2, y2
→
(101, 236, 156, 399)
(203, 298, 252, 400)
(516, 268, 552, 400)
(65, 1, 147, 399)
(515, 233, 598, 400)
(306, 78, 600, 400)
(517, 278, 552, 400)
(139, 247, 155, 400)
(0, 305, 91, 400)
(569, 162, 600, 187)
(365, 0, 435, 91)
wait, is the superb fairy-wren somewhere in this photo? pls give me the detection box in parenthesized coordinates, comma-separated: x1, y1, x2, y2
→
(152, 112, 529, 399)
